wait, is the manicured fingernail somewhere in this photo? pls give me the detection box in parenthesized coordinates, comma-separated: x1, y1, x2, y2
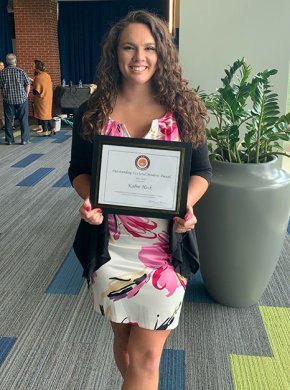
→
(172, 217, 178, 221)
(96, 208, 103, 213)
(86, 206, 91, 212)
(184, 214, 190, 221)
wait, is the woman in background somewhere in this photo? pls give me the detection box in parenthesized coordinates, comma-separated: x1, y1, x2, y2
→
(33, 60, 55, 136)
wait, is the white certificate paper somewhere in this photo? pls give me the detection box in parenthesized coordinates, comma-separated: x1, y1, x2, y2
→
(98, 145, 180, 210)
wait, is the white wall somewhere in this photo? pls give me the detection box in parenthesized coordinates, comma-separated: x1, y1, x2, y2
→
(179, 0, 290, 112)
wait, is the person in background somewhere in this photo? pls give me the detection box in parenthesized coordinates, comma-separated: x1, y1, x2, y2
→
(33, 59, 55, 136)
(0, 61, 5, 130)
(69, 10, 212, 390)
(0, 54, 30, 145)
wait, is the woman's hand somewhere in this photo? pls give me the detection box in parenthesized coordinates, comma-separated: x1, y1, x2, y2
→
(173, 206, 197, 233)
(79, 197, 103, 225)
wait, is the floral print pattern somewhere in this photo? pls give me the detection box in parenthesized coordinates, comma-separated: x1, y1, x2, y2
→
(108, 214, 158, 240)
(91, 113, 187, 330)
(138, 240, 187, 297)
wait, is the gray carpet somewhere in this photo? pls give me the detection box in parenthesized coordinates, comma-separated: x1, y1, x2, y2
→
(0, 129, 289, 390)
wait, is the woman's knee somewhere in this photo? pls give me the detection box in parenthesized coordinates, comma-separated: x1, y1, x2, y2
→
(129, 349, 162, 376)
(126, 327, 170, 376)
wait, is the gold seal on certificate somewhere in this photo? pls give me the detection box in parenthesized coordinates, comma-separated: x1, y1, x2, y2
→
(135, 155, 150, 170)
(90, 136, 192, 218)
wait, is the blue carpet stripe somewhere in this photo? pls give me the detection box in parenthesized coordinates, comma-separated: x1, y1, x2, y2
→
(31, 137, 47, 143)
(51, 134, 71, 143)
(11, 153, 44, 168)
(159, 349, 185, 390)
(184, 271, 214, 303)
(16, 168, 54, 187)
(288, 218, 290, 234)
(0, 337, 17, 366)
(46, 248, 84, 295)
(52, 173, 71, 188)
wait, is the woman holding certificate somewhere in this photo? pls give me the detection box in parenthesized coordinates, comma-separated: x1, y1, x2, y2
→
(69, 10, 212, 390)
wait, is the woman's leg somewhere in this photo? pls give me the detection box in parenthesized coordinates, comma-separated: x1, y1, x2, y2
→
(41, 120, 50, 136)
(48, 119, 56, 134)
(36, 120, 45, 133)
(35, 119, 43, 132)
(110, 322, 131, 379)
(122, 326, 171, 390)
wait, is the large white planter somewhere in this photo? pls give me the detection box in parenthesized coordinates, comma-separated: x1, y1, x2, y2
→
(195, 158, 290, 307)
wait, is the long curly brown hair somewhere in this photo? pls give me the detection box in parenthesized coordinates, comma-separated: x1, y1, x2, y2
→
(82, 10, 208, 147)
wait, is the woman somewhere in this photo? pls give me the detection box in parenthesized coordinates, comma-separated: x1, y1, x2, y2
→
(69, 10, 212, 390)
(33, 60, 55, 136)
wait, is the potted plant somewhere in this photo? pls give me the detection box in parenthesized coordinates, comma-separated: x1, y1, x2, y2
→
(195, 58, 290, 307)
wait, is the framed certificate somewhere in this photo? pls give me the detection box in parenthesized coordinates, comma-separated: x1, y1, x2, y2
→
(90, 135, 192, 218)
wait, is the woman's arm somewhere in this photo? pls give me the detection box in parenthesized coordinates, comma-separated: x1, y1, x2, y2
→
(72, 173, 91, 200)
(186, 175, 209, 208)
(69, 102, 103, 225)
(68, 102, 91, 185)
(174, 141, 212, 233)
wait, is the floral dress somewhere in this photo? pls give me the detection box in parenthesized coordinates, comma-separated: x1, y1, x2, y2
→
(91, 113, 187, 330)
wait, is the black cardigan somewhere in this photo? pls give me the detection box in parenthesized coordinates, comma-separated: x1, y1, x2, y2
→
(68, 102, 212, 282)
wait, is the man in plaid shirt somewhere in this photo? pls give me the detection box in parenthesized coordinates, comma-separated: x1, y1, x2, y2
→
(0, 53, 31, 145)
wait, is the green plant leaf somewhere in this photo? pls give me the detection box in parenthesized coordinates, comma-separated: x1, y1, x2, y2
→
(200, 59, 290, 163)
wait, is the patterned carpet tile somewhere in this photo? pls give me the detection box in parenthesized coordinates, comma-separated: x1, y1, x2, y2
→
(159, 349, 185, 390)
(259, 237, 290, 307)
(185, 271, 215, 304)
(31, 137, 47, 144)
(52, 173, 71, 188)
(16, 167, 55, 186)
(0, 338, 17, 366)
(46, 249, 84, 295)
(11, 153, 44, 168)
(230, 306, 290, 390)
(51, 134, 71, 143)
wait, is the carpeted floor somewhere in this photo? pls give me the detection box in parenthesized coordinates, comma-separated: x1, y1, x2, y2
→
(0, 126, 289, 390)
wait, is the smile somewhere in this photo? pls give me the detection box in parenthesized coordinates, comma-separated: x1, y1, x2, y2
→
(130, 66, 148, 72)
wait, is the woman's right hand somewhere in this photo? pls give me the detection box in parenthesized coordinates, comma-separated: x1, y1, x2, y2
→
(79, 197, 103, 225)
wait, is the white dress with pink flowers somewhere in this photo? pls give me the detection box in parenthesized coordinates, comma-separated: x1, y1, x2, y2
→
(91, 113, 187, 330)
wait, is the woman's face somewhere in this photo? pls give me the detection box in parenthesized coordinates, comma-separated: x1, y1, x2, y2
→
(117, 23, 157, 86)
(0, 62, 4, 71)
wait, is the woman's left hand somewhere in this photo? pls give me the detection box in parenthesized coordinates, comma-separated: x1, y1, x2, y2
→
(173, 206, 197, 233)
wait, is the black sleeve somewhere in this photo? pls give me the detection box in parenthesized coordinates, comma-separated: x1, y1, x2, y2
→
(68, 101, 93, 185)
(190, 141, 212, 183)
